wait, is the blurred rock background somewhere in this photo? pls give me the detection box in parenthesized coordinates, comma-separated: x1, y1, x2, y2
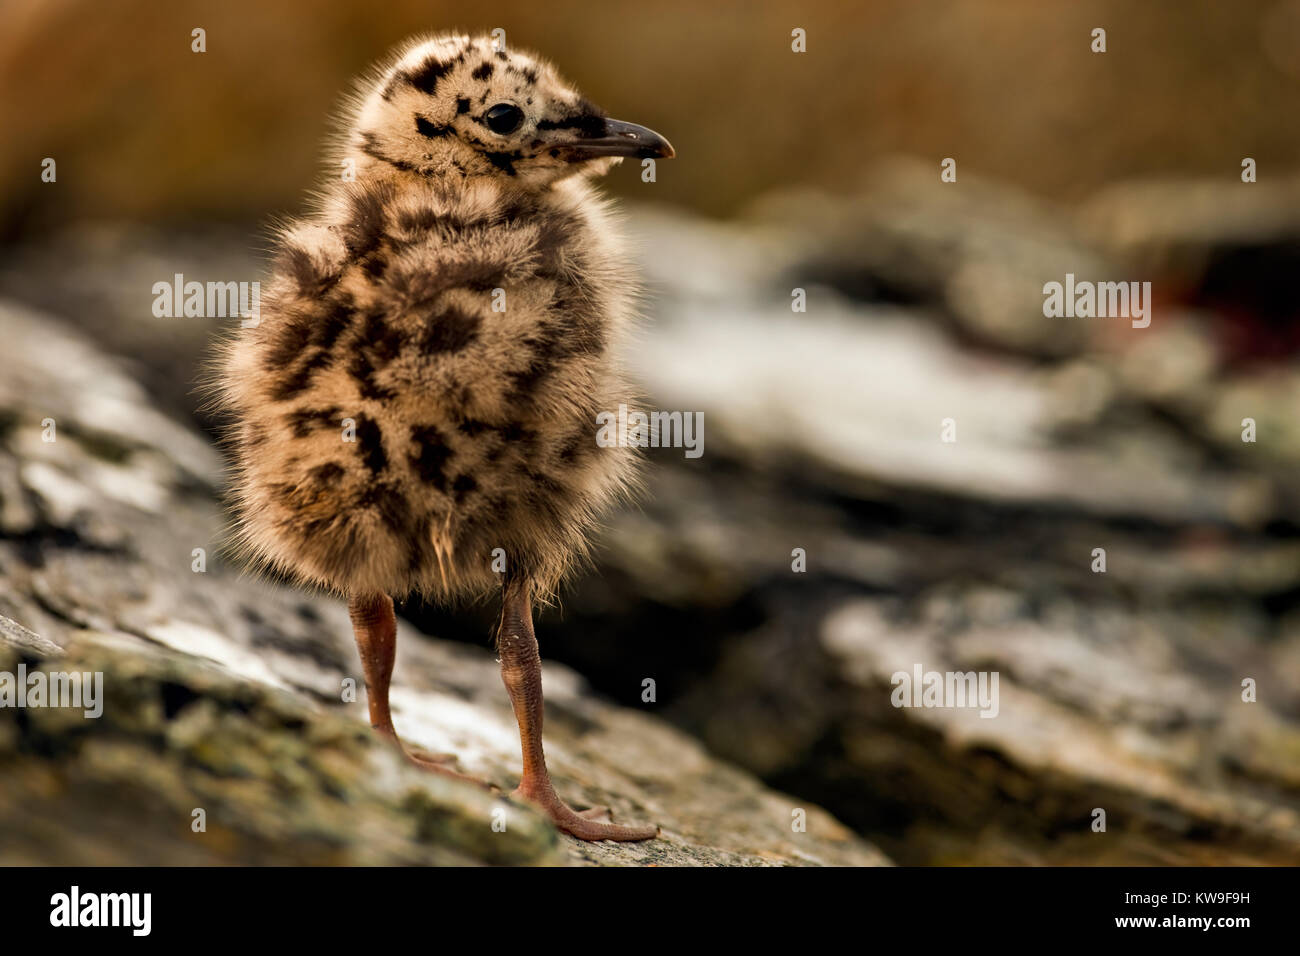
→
(2, 0, 1300, 864)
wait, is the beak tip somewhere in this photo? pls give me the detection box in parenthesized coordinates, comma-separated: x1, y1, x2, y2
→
(567, 118, 675, 162)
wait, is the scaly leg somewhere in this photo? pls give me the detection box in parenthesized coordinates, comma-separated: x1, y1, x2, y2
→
(347, 592, 484, 784)
(496, 576, 658, 842)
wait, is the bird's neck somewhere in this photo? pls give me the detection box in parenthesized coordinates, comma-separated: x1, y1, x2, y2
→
(367, 165, 582, 217)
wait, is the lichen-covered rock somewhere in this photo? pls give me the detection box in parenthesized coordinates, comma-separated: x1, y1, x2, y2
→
(0, 299, 887, 867)
(609, 180, 1300, 865)
(5, 170, 1298, 867)
(0, 636, 563, 866)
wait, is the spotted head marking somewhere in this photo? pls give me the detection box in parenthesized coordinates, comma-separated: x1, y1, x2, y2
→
(349, 34, 674, 185)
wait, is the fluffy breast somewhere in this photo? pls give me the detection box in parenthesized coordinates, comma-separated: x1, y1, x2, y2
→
(216, 175, 641, 601)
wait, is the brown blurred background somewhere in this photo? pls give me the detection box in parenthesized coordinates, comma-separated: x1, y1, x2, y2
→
(3, 0, 1300, 233)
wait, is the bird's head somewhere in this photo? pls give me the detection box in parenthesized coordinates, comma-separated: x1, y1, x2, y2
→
(347, 34, 674, 188)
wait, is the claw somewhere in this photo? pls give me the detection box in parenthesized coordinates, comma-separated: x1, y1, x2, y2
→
(511, 786, 657, 842)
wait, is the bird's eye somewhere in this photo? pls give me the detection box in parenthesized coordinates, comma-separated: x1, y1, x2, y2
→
(485, 103, 524, 134)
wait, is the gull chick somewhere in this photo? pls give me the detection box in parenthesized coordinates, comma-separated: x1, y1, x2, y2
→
(214, 33, 673, 841)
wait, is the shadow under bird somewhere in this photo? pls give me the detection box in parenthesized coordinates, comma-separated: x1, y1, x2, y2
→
(213, 33, 674, 840)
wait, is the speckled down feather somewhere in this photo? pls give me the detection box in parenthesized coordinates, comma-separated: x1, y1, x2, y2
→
(211, 35, 644, 602)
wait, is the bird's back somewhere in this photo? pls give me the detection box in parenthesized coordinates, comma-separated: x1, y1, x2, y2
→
(215, 171, 641, 601)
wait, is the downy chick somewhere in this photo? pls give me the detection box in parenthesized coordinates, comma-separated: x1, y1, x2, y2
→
(214, 33, 674, 841)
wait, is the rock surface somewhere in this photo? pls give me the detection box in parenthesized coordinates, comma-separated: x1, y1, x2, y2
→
(602, 171, 1300, 864)
(4, 169, 1300, 865)
(0, 299, 886, 867)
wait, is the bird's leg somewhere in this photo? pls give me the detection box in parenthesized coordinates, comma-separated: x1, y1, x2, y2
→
(347, 592, 484, 784)
(496, 576, 658, 842)
(348, 593, 400, 740)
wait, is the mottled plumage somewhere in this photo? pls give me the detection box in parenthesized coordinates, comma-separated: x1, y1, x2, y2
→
(215, 34, 658, 602)
(211, 33, 673, 841)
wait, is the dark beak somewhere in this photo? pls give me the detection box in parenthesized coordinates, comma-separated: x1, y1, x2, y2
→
(561, 118, 675, 161)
